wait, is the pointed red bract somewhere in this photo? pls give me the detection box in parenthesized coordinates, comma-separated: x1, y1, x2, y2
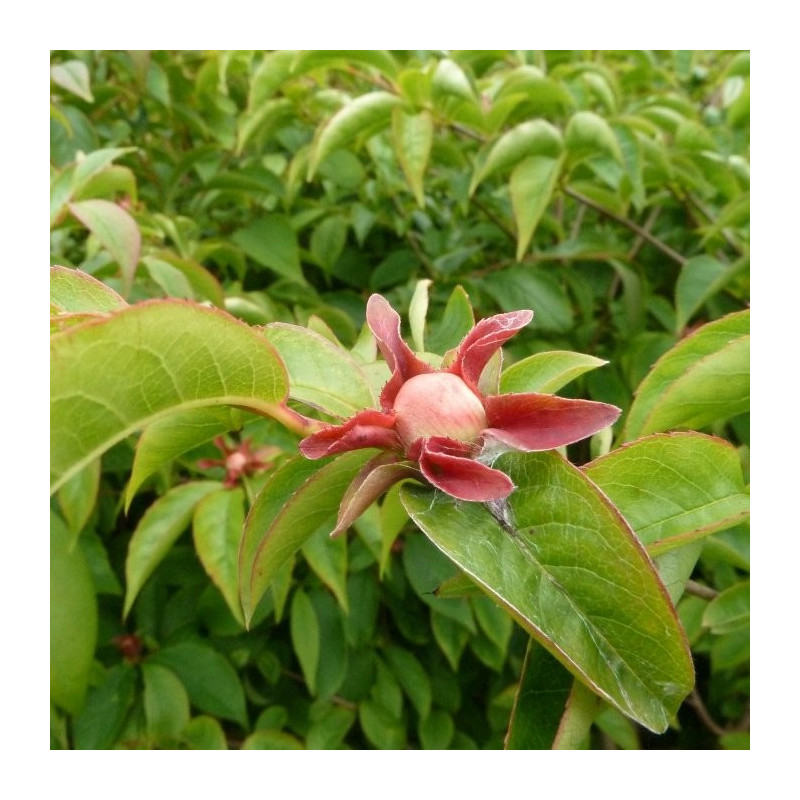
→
(450, 309, 533, 393)
(483, 393, 621, 452)
(418, 437, 515, 501)
(298, 409, 400, 459)
(366, 294, 432, 410)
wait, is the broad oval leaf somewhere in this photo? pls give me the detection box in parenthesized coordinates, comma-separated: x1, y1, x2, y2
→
(50, 265, 127, 314)
(50, 300, 291, 493)
(57, 458, 101, 538)
(124, 481, 222, 617)
(51, 59, 94, 102)
(623, 310, 750, 440)
(510, 155, 565, 261)
(232, 216, 304, 284)
(500, 350, 608, 394)
(308, 92, 402, 179)
(263, 323, 375, 418)
(674, 255, 748, 333)
(565, 111, 623, 166)
(391, 109, 433, 208)
(51, 512, 97, 714)
(583, 432, 750, 554)
(240, 451, 375, 624)
(193, 488, 247, 627)
(401, 451, 694, 733)
(71, 147, 137, 199)
(68, 199, 141, 296)
(702, 581, 749, 635)
(142, 663, 191, 743)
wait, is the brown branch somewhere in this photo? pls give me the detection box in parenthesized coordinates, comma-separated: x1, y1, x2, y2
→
(687, 689, 727, 738)
(471, 196, 517, 243)
(685, 580, 719, 600)
(627, 206, 661, 260)
(564, 186, 687, 266)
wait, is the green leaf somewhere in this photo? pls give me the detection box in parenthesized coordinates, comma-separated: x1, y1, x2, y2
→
(674, 255, 748, 333)
(392, 109, 433, 207)
(68, 199, 141, 296)
(510, 155, 565, 260)
(426, 285, 475, 355)
(183, 715, 228, 749)
(358, 700, 406, 749)
(431, 610, 470, 670)
(51, 59, 94, 102)
(248, 50, 298, 108)
(470, 120, 563, 195)
(72, 665, 136, 749)
(703, 581, 749, 635)
(240, 451, 374, 624)
(432, 58, 476, 102)
(306, 706, 356, 749)
(50, 265, 127, 313)
(383, 645, 432, 718)
(50, 512, 97, 714)
(293, 50, 399, 81)
(71, 147, 137, 198)
(505, 639, 574, 749)
(565, 111, 623, 166)
(150, 640, 247, 726)
(57, 458, 101, 538)
(310, 589, 349, 699)
(232, 216, 304, 283)
(500, 350, 608, 394)
(124, 481, 222, 617)
(193, 488, 247, 626)
(242, 730, 305, 749)
(308, 92, 402, 179)
(142, 663, 191, 744)
(419, 709, 455, 749)
(126, 406, 239, 509)
(302, 523, 349, 613)
(408, 278, 432, 353)
(401, 451, 695, 733)
(290, 588, 320, 694)
(623, 310, 750, 440)
(310, 216, 347, 273)
(263, 323, 374, 418)
(584, 432, 750, 554)
(50, 300, 290, 493)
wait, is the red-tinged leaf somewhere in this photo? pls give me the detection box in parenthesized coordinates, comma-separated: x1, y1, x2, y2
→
(418, 437, 514, 501)
(483, 393, 620, 452)
(299, 409, 399, 459)
(68, 199, 141, 297)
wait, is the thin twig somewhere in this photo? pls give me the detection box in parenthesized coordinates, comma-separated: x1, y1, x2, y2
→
(627, 206, 661, 260)
(687, 689, 727, 738)
(471, 197, 517, 243)
(564, 186, 687, 266)
(685, 580, 719, 600)
(570, 202, 586, 241)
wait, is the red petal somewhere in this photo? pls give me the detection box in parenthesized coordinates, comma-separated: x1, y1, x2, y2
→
(483, 393, 621, 451)
(418, 437, 514, 501)
(366, 294, 432, 410)
(332, 453, 419, 536)
(449, 310, 533, 393)
(299, 409, 400, 459)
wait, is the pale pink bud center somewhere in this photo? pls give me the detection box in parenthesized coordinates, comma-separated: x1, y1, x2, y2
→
(393, 372, 487, 447)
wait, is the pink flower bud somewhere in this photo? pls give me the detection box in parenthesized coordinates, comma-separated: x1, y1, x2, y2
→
(393, 372, 487, 448)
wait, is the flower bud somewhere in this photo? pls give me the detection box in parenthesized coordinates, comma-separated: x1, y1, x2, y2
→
(393, 372, 487, 448)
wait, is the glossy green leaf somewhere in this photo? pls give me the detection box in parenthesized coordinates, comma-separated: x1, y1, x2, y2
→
(150, 640, 247, 726)
(302, 523, 349, 613)
(293, 50, 399, 81)
(126, 406, 239, 509)
(623, 310, 750, 440)
(470, 120, 563, 195)
(432, 58, 475, 102)
(263, 323, 374, 418)
(510, 155, 564, 260)
(51, 59, 94, 102)
(71, 665, 136, 749)
(50, 265, 127, 313)
(419, 709, 455, 750)
(248, 50, 297, 108)
(359, 700, 406, 749)
(68, 199, 141, 296)
(50, 512, 97, 714)
(290, 588, 320, 695)
(408, 278, 432, 353)
(306, 706, 356, 749)
(71, 147, 137, 198)
(392, 109, 433, 207)
(143, 663, 191, 743)
(124, 481, 222, 616)
(308, 92, 402, 179)
(240, 451, 374, 624)
(50, 300, 291, 493)
(183, 715, 228, 749)
(584, 432, 749, 554)
(431, 610, 470, 670)
(505, 639, 574, 749)
(703, 581, 749, 635)
(565, 111, 623, 165)
(401, 451, 695, 733)
(427, 285, 475, 355)
(232, 216, 304, 283)
(57, 457, 101, 538)
(310, 589, 349, 699)
(147, 252, 225, 307)
(674, 255, 748, 333)
(193, 488, 246, 626)
(310, 215, 347, 272)
(143, 257, 194, 299)
(500, 350, 608, 394)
